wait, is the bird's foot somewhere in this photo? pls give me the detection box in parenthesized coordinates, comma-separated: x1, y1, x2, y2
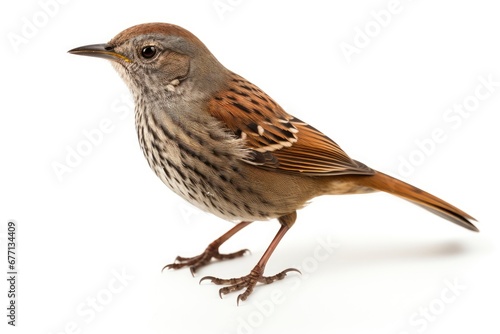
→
(200, 266, 300, 305)
(163, 244, 250, 275)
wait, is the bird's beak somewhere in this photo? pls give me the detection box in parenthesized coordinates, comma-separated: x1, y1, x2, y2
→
(68, 43, 131, 63)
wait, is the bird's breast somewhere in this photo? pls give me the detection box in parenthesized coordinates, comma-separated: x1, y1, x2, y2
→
(134, 103, 286, 222)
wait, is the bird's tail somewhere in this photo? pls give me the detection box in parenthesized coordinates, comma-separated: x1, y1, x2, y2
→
(356, 171, 478, 232)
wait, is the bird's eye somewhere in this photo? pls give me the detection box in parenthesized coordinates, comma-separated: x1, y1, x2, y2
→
(141, 46, 157, 59)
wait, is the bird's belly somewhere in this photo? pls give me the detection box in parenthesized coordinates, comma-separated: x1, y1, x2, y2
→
(138, 130, 276, 222)
(150, 154, 273, 222)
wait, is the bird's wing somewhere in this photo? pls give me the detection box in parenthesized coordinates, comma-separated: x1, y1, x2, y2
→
(206, 73, 373, 176)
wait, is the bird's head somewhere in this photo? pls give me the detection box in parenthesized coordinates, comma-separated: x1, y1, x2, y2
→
(69, 23, 227, 100)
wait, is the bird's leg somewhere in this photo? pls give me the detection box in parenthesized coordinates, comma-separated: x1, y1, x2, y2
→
(200, 212, 300, 305)
(163, 221, 252, 275)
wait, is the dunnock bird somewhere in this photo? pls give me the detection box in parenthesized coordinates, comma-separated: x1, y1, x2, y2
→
(69, 23, 477, 304)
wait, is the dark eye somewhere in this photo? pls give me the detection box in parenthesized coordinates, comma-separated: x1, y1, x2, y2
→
(141, 46, 157, 59)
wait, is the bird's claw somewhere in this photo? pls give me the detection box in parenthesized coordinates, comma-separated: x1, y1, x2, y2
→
(162, 247, 250, 275)
(200, 267, 301, 305)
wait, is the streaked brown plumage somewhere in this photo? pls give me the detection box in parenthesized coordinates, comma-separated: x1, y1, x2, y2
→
(69, 22, 478, 304)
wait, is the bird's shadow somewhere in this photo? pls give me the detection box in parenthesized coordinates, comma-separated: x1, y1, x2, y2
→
(187, 233, 490, 283)
(261, 235, 489, 274)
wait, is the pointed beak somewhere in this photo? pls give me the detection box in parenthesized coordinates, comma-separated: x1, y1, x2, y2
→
(68, 43, 131, 63)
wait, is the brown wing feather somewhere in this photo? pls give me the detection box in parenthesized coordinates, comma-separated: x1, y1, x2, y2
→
(206, 72, 373, 176)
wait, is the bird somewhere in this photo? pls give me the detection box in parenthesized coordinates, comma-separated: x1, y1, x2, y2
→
(69, 22, 478, 304)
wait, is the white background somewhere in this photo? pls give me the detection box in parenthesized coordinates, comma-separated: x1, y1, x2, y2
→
(1, 0, 499, 333)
